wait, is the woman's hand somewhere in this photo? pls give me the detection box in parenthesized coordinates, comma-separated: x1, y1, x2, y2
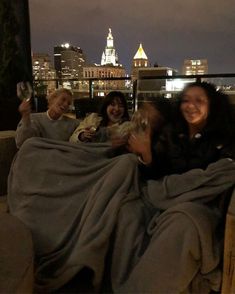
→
(127, 127, 152, 165)
(79, 128, 96, 142)
(18, 99, 31, 124)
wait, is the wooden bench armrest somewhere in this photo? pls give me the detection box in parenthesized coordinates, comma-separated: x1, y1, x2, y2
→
(222, 186, 235, 294)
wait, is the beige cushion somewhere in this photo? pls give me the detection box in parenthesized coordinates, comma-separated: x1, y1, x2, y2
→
(0, 212, 34, 293)
(0, 131, 17, 196)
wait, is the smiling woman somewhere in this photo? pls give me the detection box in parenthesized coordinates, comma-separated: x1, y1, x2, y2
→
(47, 88, 73, 120)
(180, 85, 209, 136)
(129, 81, 235, 177)
(114, 81, 235, 294)
(15, 88, 80, 148)
(70, 91, 129, 143)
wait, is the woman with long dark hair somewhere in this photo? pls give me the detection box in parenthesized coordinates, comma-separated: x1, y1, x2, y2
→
(113, 82, 235, 293)
(70, 91, 129, 143)
(128, 81, 234, 177)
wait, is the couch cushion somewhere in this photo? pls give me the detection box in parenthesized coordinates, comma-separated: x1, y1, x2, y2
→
(0, 131, 17, 196)
(0, 212, 34, 293)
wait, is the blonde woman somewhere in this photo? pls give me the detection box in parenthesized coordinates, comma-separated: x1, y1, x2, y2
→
(16, 88, 79, 148)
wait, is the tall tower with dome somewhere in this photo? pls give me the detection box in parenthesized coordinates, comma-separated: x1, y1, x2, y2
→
(101, 28, 120, 66)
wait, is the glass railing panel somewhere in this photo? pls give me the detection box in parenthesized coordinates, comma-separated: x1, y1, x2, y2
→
(33, 74, 235, 115)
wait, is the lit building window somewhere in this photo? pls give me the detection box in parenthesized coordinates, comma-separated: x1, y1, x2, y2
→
(167, 70, 173, 76)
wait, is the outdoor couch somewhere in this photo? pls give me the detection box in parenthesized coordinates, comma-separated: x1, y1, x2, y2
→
(0, 129, 234, 293)
(0, 131, 34, 293)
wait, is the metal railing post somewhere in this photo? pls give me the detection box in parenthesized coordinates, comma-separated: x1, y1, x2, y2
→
(132, 79, 137, 111)
(89, 79, 93, 99)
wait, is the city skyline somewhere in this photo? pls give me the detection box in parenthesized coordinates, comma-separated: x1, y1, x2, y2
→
(29, 0, 235, 74)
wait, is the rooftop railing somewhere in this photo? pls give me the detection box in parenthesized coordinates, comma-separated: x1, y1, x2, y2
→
(33, 73, 235, 115)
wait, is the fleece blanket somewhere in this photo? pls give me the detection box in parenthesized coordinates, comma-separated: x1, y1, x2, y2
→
(112, 159, 235, 293)
(7, 137, 140, 291)
(7, 137, 235, 293)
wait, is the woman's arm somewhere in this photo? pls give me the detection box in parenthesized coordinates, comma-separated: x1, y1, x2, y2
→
(144, 158, 235, 210)
(127, 125, 170, 179)
(15, 100, 40, 148)
(127, 126, 152, 165)
(69, 117, 94, 143)
(69, 113, 102, 143)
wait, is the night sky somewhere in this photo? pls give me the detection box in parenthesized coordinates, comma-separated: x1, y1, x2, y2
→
(29, 0, 235, 74)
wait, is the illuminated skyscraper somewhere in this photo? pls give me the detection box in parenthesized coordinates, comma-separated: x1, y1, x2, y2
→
(53, 43, 86, 79)
(131, 43, 149, 80)
(101, 28, 120, 66)
(77, 28, 126, 96)
(32, 53, 56, 80)
(182, 59, 208, 75)
(32, 53, 57, 93)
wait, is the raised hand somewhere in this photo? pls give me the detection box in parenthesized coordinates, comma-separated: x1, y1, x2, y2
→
(127, 126, 152, 164)
(17, 81, 32, 102)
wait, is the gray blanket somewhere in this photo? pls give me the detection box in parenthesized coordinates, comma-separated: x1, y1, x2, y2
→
(8, 137, 140, 291)
(143, 158, 235, 210)
(112, 159, 235, 293)
(7, 137, 235, 293)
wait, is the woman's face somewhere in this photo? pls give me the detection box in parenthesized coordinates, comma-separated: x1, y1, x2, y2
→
(48, 93, 72, 119)
(106, 97, 125, 124)
(180, 86, 209, 128)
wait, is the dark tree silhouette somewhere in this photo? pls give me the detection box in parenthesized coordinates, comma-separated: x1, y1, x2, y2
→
(0, 0, 32, 130)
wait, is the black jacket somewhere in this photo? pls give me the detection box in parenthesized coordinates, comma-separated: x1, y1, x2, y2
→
(143, 124, 235, 180)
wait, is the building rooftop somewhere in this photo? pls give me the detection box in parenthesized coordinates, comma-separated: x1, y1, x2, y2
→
(134, 43, 148, 60)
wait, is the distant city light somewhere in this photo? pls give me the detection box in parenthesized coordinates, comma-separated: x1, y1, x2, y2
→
(172, 79, 194, 90)
(167, 70, 173, 76)
(61, 43, 70, 48)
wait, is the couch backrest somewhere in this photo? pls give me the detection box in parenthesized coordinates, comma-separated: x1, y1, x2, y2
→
(74, 98, 104, 118)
